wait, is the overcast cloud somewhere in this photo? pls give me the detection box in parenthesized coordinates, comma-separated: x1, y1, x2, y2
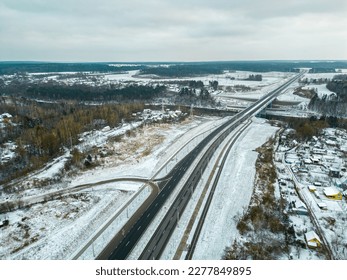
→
(0, 0, 346, 61)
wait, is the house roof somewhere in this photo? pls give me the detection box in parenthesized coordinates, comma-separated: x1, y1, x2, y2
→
(330, 167, 340, 172)
(305, 231, 321, 243)
(0, 113, 12, 119)
(324, 187, 340, 196)
(317, 202, 327, 208)
(295, 201, 307, 209)
(326, 140, 336, 146)
(307, 241, 318, 248)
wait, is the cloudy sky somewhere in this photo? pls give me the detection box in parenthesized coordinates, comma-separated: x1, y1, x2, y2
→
(0, 0, 346, 62)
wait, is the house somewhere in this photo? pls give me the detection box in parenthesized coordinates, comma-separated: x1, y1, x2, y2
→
(310, 156, 321, 164)
(175, 110, 182, 116)
(298, 168, 309, 173)
(337, 179, 347, 190)
(326, 140, 336, 146)
(323, 187, 342, 200)
(143, 109, 152, 114)
(293, 201, 309, 216)
(329, 167, 341, 178)
(101, 126, 110, 132)
(0, 113, 12, 119)
(313, 182, 322, 187)
(303, 144, 310, 150)
(305, 231, 322, 248)
(341, 144, 347, 153)
(279, 179, 287, 186)
(317, 202, 328, 210)
(313, 148, 326, 155)
(324, 156, 335, 163)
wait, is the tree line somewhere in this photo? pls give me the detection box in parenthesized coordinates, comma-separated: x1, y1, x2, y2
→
(24, 83, 166, 101)
(308, 75, 347, 117)
(0, 62, 146, 75)
(0, 98, 144, 185)
(176, 79, 216, 106)
(245, 74, 262, 81)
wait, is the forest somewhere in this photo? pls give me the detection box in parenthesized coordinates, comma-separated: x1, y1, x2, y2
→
(138, 61, 347, 77)
(25, 83, 166, 101)
(2, 61, 347, 77)
(0, 97, 144, 185)
(308, 75, 347, 117)
(0, 62, 147, 75)
(1, 80, 166, 102)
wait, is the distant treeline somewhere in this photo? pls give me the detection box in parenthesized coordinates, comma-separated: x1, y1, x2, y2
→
(327, 75, 347, 100)
(1, 61, 347, 76)
(139, 64, 223, 77)
(139, 61, 347, 77)
(245, 74, 262, 81)
(18, 83, 166, 101)
(0, 62, 147, 75)
(308, 74, 347, 117)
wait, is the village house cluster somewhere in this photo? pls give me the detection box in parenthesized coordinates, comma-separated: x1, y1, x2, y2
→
(132, 108, 186, 123)
(276, 127, 347, 257)
(284, 128, 347, 199)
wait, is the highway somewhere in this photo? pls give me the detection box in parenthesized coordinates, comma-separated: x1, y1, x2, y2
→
(184, 120, 251, 260)
(105, 72, 304, 260)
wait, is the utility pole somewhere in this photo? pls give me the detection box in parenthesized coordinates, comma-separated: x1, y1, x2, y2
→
(176, 210, 180, 227)
(92, 240, 95, 258)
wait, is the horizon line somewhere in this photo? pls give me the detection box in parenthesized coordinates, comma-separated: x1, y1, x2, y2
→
(1, 59, 347, 64)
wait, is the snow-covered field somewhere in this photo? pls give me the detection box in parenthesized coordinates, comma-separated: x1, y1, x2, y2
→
(302, 84, 337, 99)
(1, 183, 137, 260)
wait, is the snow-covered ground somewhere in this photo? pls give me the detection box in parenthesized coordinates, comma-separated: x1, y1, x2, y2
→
(303, 73, 339, 80)
(0, 183, 137, 259)
(302, 84, 337, 99)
